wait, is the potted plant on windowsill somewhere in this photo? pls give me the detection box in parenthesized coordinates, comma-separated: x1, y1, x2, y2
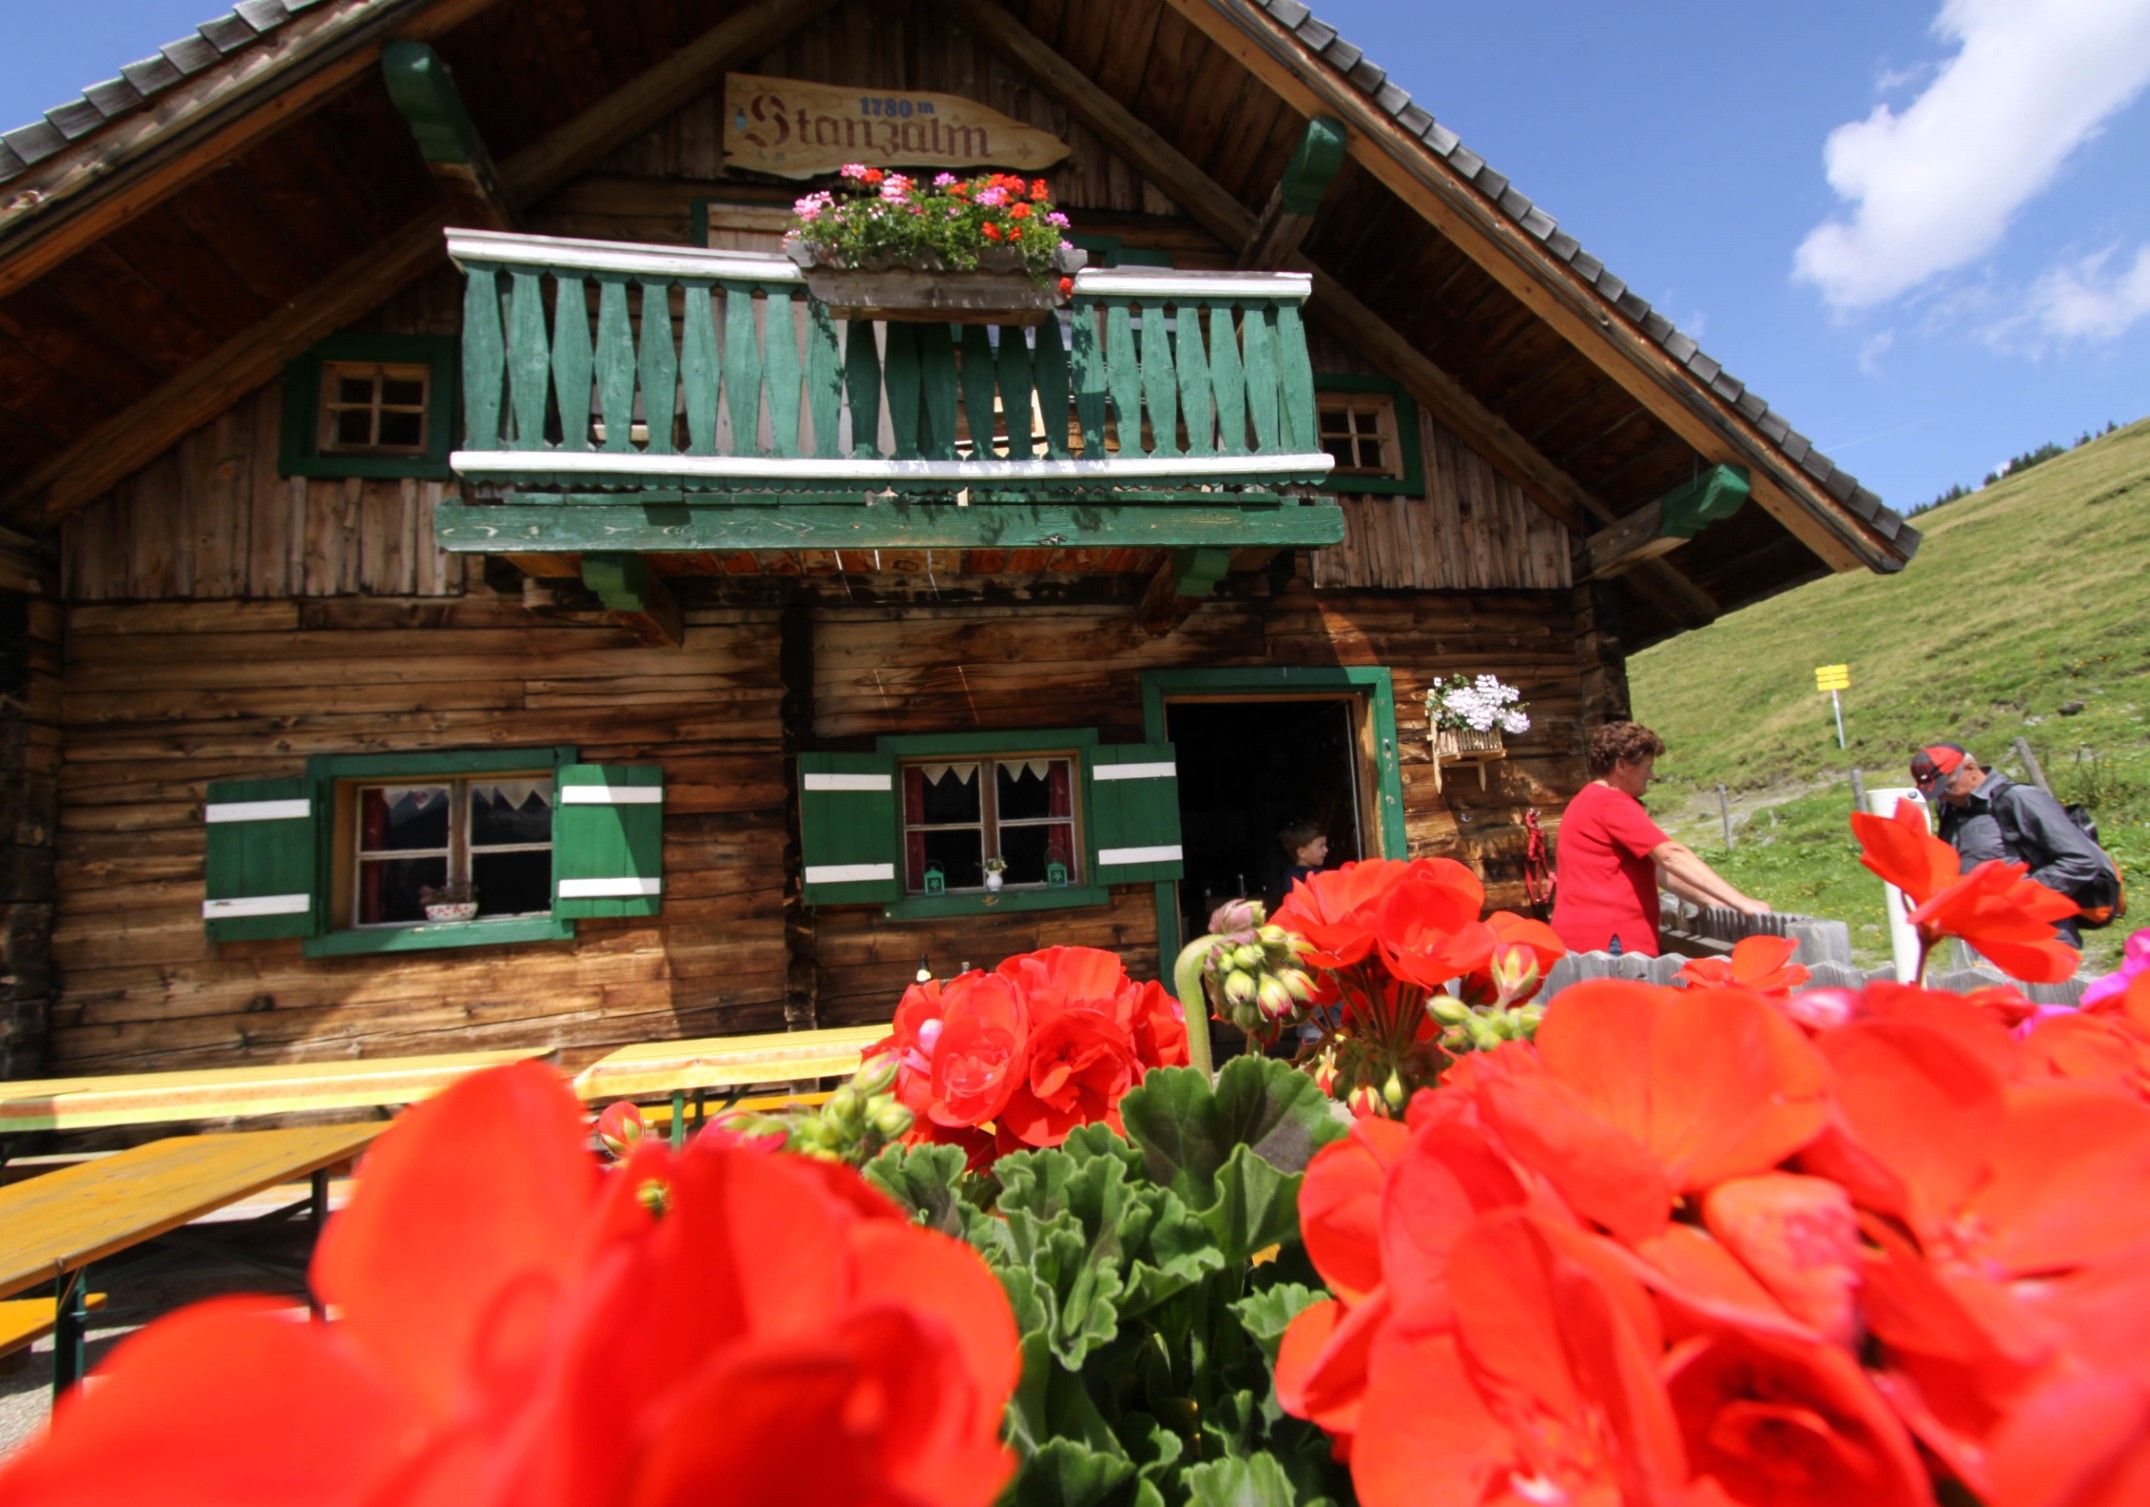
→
(420, 880, 479, 924)
(1423, 673, 1530, 793)
(783, 165, 1086, 326)
(981, 855, 1008, 894)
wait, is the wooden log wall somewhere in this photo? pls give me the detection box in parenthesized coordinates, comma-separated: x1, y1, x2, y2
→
(47, 597, 791, 1074)
(805, 582, 1585, 1022)
(1, 550, 60, 1081)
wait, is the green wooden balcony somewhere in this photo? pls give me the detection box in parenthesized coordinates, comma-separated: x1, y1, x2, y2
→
(436, 229, 1341, 556)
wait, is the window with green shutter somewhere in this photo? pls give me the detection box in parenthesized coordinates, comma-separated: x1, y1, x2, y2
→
(199, 747, 662, 956)
(797, 731, 1178, 918)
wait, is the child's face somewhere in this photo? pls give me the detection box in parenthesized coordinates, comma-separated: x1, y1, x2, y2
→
(1296, 834, 1330, 867)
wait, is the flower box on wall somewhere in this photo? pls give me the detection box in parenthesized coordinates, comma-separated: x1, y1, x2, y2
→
(1430, 726, 1507, 793)
(784, 241, 1085, 325)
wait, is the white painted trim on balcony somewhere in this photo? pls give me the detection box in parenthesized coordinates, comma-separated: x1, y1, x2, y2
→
(204, 799, 311, 823)
(1073, 269, 1312, 301)
(445, 230, 1313, 302)
(450, 450, 1335, 485)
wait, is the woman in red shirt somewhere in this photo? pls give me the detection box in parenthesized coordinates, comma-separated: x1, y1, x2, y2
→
(1551, 721, 1770, 956)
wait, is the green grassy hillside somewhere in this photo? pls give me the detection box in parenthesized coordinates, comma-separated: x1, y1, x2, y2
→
(1630, 417, 2150, 968)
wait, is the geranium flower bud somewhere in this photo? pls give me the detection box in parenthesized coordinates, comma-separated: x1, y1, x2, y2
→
(635, 1178, 670, 1218)
(1257, 975, 1295, 1021)
(1382, 1071, 1407, 1112)
(1426, 994, 1472, 1026)
(852, 1055, 900, 1096)
(1224, 969, 1258, 1005)
(1348, 1083, 1383, 1118)
(1282, 968, 1315, 1002)
(1491, 945, 1541, 1007)
(1211, 899, 1263, 935)
(827, 1085, 865, 1130)
(869, 1097, 915, 1140)
(1313, 1049, 1339, 1096)
(595, 1101, 644, 1160)
(1465, 1013, 1505, 1052)
(1233, 943, 1266, 972)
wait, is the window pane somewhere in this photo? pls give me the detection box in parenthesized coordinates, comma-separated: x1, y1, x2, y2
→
(996, 760, 1055, 820)
(333, 409, 375, 446)
(1356, 437, 1387, 471)
(921, 828, 984, 890)
(471, 783, 553, 846)
(359, 786, 449, 852)
(358, 855, 448, 925)
(1324, 438, 1356, 469)
(335, 374, 376, 404)
(473, 849, 552, 916)
(1000, 822, 1074, 885)
(1318, 406, 1348, 436)
(377, 410, 425, 449)
(381, 377, 427, 408)
(915, 765, 981, 824)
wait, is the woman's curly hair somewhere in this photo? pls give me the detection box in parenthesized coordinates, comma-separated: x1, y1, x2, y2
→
(1586, 721, 1666, 777)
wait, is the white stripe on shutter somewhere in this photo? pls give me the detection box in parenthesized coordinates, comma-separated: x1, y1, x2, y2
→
(204, 799, 311, 823)
(557, 877, 664, 898)
(802, 772, 895, 792)
(202, 894, 312, 918)
(803, 862, 898, 884)
(559, 786, 664, 805)
(1092, 762, 1177, 782)
(1097, 845, 1184, 866)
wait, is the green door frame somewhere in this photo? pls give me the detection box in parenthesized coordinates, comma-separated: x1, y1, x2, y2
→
(1140, 665, 1407, 966)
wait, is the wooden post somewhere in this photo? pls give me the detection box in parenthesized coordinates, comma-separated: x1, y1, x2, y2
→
(1715, 784, 1733, 849)
(2011, 737, 2052, 794)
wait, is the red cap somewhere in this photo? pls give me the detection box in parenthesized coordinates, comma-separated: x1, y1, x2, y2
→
(1910, 743, 1967, 788)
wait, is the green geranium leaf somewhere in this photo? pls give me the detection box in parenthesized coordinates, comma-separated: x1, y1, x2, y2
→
(1119, 1056, 1345, 1210)
(1008, 1330, 1122, 1461)
(1005, 1439, 1148, 1507)
(1181, 1454, 1307, 1507)
(1230, 1281, 1324, 1367)
(861, 1141, 974, 1237)
(1199, 1143, 1308, 1267)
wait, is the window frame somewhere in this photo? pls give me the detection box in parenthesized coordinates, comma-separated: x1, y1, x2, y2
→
(281, 334, 459, 480)
(873, 729, 1110, 920)
(302, 747, 577, 958)
(346, 773, 558, 931)
(898, 752, 1085, 897)
(1311, 374, 1424, 497)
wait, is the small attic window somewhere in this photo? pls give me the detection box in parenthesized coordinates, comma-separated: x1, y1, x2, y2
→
(281, 334, 457, 480)
(1313, 374, 1424, 497)
(321, 362, 433, 455)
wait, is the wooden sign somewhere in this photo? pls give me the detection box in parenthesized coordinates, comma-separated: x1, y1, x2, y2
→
(724, 72, 1070, 179)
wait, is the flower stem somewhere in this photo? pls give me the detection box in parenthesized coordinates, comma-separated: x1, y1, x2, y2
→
(1172, 936, 1218, 1081)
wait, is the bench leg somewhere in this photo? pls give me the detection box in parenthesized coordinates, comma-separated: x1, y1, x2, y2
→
(52, 1268, 87, 1398)
(309, 1170, 329, 1320)
(693, 1089, 707, 1130)
(669, 1090, 687, 1151)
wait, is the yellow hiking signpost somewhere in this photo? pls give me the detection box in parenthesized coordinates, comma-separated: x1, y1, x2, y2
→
(1815, 663, 1850, 747)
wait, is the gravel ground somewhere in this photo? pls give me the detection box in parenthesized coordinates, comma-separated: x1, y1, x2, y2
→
(0, 1211, 323, 1462)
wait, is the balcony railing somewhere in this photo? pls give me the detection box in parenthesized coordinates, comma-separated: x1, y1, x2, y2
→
(445, 229, 1336, 498)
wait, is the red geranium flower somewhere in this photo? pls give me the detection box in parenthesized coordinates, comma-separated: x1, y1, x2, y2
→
(1057, 275, 1074, 297)
(1031, 178, 1049, 199)
(1852, 798, 2080, 982)
(0, 1063, 1020, 1507)
(998, 1009, 1142, 1146)
(1677, 933, 1811, 997)
(1008, 202, 1031, 220)
(981, 221, 1002, 241)
(1274, 858, 1417, 969)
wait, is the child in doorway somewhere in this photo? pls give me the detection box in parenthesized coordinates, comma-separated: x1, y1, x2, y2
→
(1277, 818, 1329, 903)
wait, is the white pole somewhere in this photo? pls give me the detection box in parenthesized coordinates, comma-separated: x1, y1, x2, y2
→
(1831, 689, 1846, 749)
(1865, 786, 1926, 982)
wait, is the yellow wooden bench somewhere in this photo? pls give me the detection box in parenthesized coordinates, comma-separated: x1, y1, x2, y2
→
(0, 1292, 105, 1361)
(573, 1024, 885, 1145)
(0, 1047, 557, 1135)
(0, 1121, 383, 1397)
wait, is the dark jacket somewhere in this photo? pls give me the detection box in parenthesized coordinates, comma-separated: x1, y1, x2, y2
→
(1936, 772, 2110, 904)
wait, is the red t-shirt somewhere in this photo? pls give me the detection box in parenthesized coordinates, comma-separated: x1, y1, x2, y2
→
(1550, 782, 1670, 956)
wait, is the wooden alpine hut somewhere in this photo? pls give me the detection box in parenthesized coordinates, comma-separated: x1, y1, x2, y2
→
(0, 0, 1918, 1081)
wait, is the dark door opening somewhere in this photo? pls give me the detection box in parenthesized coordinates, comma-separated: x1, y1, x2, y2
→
(1164, 696, 1367, 945)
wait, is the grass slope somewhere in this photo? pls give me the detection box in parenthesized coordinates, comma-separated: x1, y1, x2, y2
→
(1630, 416, 2150, 969)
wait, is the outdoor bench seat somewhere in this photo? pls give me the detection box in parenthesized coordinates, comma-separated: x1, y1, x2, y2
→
(0, 1292, 105, 1360)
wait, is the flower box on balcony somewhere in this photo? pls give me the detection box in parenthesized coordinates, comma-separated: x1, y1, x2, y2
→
(783, 241, 1085, 326)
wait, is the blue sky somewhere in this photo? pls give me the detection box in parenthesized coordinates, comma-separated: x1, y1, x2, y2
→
(6, 1, 2149, 516)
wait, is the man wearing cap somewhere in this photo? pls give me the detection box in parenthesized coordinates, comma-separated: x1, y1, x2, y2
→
(1911, 742, 2109, 945)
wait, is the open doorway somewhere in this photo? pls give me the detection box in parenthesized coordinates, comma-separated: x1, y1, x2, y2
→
(1164, 696, 1370, 945)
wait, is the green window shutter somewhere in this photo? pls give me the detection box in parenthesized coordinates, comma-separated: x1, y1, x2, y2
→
(554, 765, 665, 918)
(1087, 744, 1184, 883)
(799, 752, 902, 905)
(203, 778, 317, 941)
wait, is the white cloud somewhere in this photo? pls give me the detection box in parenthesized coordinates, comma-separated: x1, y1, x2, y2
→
(1857, 330, 1896, 376)
(1794, 0, 2150, 312)
(1985, 242, 2150, 351)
